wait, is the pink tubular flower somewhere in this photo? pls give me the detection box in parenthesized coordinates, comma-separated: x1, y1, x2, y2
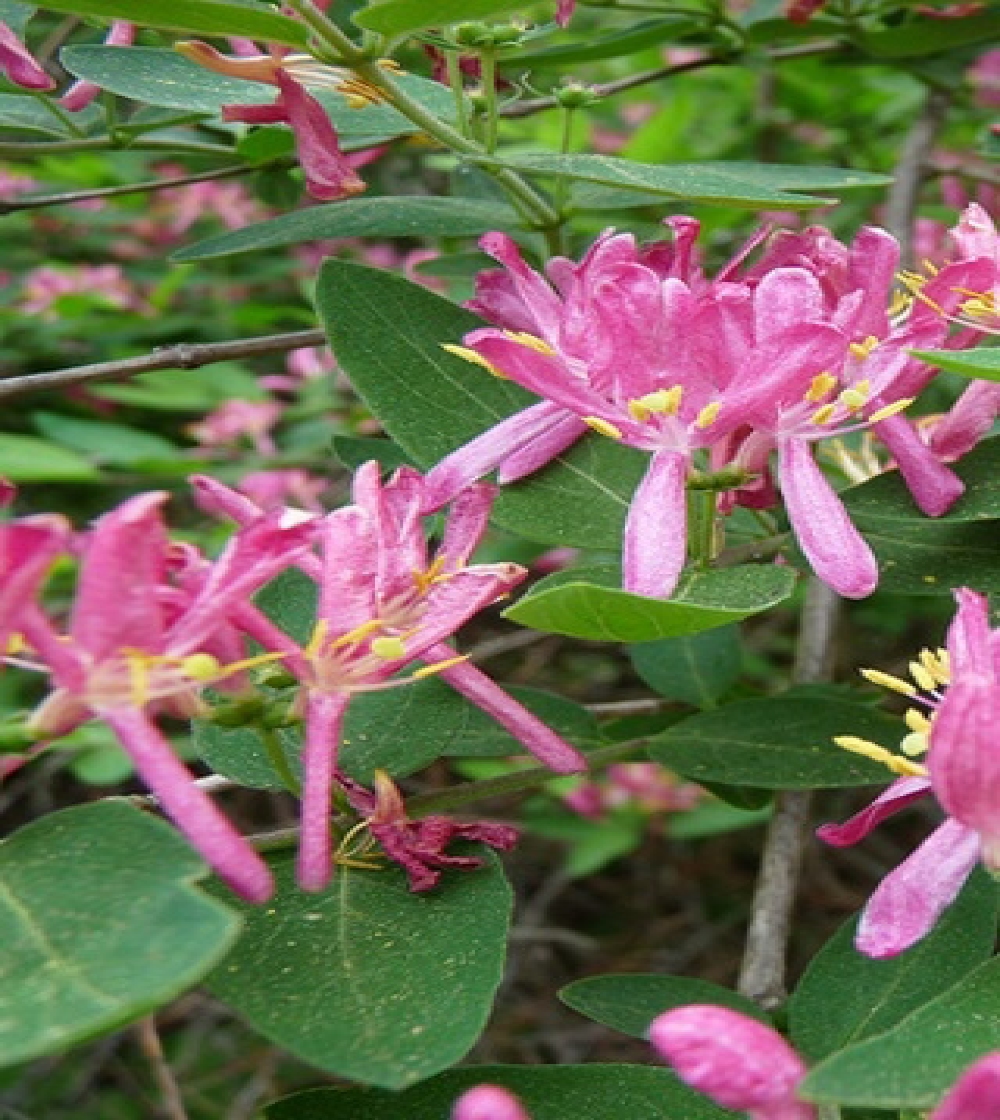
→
(556, 0, 576, 25)
(18, 493, 317, 902)
(934, 1053, 1000, 1119)
(650, 1005, 815, 1120)
(188, 399, 284, 456)
(819, 588, 1000, 957)
(452, 1085, 532, 1120)
(175, 41, 378, 201)
(205, 463, 586, 891)
(61, 21, 134, 110)
(0, 20, 54, 90)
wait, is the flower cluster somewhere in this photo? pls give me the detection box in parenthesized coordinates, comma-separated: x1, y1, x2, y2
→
(425, 207, 1000, 600)
(1, 466, 585, 901)
(820, 586, 1000, 958)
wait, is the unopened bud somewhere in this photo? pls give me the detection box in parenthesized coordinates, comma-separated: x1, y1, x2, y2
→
(554, 81, 601, 109)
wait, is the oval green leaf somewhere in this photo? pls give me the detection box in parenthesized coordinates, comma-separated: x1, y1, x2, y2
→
(647, 694, 897, 788)
(629, 626, 742, 708)
(0, 800, 241, 1068)
(909, 345, 1000, 382)
(560, 974, 769, 1039)
(354, 0, 528, 35)
(0, 434, 100, 481)
(503, 564, 796, 642)
(801, 955, 1000, 1109)
(208, 850, 511, 1089)
(173, 197, 519, 262)
(265, 1064, 731, 1119)
(789, 869, 999, 1064)
(859, 518, 1000, 596)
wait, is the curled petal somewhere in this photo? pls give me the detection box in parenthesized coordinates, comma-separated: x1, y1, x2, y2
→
(0, 21, 54, 90)
(623, 449, 688, 599)
(61, 20, 134, 110)
(873, 413, 964, 517)
(928, 381, 1000, 463)
(856, 818, 981, 958)
(778, 438, 878, 599)
(817, 776, 932, 847)
(495, 413, 588, 483)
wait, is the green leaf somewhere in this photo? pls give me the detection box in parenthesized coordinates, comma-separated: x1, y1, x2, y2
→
(511, 17, 701, 66)
(859, 518, 1000, 596)
(801, 956, 1000, 1109)
(844, 434, 1000, 524)
(332, 434, 415, 474)
(629, 626, 741, 708)
(0, 801, 240, 1068)
(667, 798, 772, 838)
(475, 154, 849, 209)
(316, 258, 645, 549)
(0, 434, 100, 481)
(0, 92, 100, 137)
(44, 0, 309, 45)
(172, 198, 519, 262)
(0, 1, 34, 35)
(33, 412, 177, 465)
(647, 693, 897, 788)
(691, 161, 891, 191)
(354, 0, 528, 35)
(504, 564, 796, 642)
(788, 870, 999, 1064)
(208, 849, 511, 1090)
(910, 345, 1000, 382)
(560, 974, 769, 1039)
(860, 10, 1000, 58)
(265, 1065, 731, 1119)
(60, 47, 455, 144)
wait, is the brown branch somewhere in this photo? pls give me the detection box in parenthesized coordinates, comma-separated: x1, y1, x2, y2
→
(0, 329, 326, 401)
(134, 1015, 190, 1120)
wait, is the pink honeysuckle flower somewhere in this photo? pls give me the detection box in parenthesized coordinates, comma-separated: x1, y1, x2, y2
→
(785, 0, 827, 21)
(556, 0, 576, 25)
(339, 769, 518, 892)
(650, 1005, 816, 1120)
(18, 492, 317, 902)
(187, 399, 284, 455)
(0, 514, 70, 655)
(0, 20, 54, 90)
(175, 41, 393, 201)
(452, 1085, 532, 1120)
(20, 264, 140, 317)
(818, 588, 1000, 957)
(61, 20, 134, 110)
(237, 469, 328, 513)
(969, 48, 1000, 107)
(934, 1053, 1000, 1119)
(214, 463, 586, 891)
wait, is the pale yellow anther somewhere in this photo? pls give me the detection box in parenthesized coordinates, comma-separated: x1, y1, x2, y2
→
(332, 619, 386, 650)
(583, 416, 624, 440)
(900, 731, 930, 759)
(503, 330, 556, 356)
(412, 655, 469, 679)
(919, 648, 950, 686)
(937, 647, 951, 672)
(838, 388, 868, 412)
(833, 736, 927, 777)
(904, 707, 931, 734)
(441, 344, 506, 378)
(909, 660, 937, 693)
(627, 399, 650, 423)
(344, 93, 369, 109)
(860, 667, 917, 696)
(849, 337, 879, 359)
(805, 373, 838, 402)
(810, 403, 837, 427)
(695, 401, 721, 429)
(888, 290, 913, 318)
(660, 385, 684, 415)
(867, 398, 914, 424)
(4, 633, 24, 656)
(412, 555, 450, 595)
(181, 653, 222, 681)
(922, 259, 940, 276)
(305, 619, 330, 658)
(371, 636, 407, 661)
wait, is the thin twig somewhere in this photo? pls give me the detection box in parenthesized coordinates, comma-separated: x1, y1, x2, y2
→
(0, 164, 258, 215)
(134, 774, 238, 810)
(882, 85, 951, 268)
(134, 1016, 190, 1120)
(584, 697, 664, 716)
(0, 328, 326, 400)
(736, 578, 841, 1008)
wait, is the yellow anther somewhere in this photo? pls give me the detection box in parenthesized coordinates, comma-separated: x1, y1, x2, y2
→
(305, 619, 330, 658)
(838, 388, 868, 412)
(332, 619, 386, 649)
(627, 399, 650, 423)
(849, 337, 879, 359)
(4, 633, 24, 655)
(371, 636, 407, 660)
(867, 398, 914, 424)
(441, 344, 507, 378)
(377, 58, 404, 72)
(860, 668, 917, 696)
(413, 555, 449, 595)
(583, 416, 624, 440)
(904, 707, 931, 735)
(695, 401, 721, 429)
(805, 373, 837, 402)
(412, 654, 469, 678)
(181, 653, 222, 681)
(909, 660, 937, 693)
(127, 655, 151, 708)
(503, 331, 556, 356)
(660, 385, 684, 415)
(919, 648, 950, 686)
(810, 403, 837, 426)
(833, 736, 927, 777)
(344, 93, 370, 109)
(900, 731, 930, 759)
(937, 647, 951, 672)
(922, 259, 940, 276)
(888, 290, 913, 318)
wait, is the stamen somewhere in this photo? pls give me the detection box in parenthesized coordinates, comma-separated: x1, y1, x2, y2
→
(331, 619, 387, 649)
(849, 337, 879, 359)
(900, 731, 930, 757)
(805, 373, 837, 402)
(695, 401, 721, 429)
(503, 331, 556, 356)
(867, 398, 914, 424)
(412, 555, 450, 596)
(4, 633, 24, 655)
(838, 387, 868, 413)
(371, 636, 407, 660)
(632, 387, 683, 416)
(583, 416, 624, 440)
(909, 660, 937, 693)
(305, 619, 330, 658)
(180, 653, 222, 681)
(904, 707, 931, 734)
(441, 344, 506, 378)
(919, 648, 950, 686)
(627, 399, 650, 423)
(810, 403, 836, 426)
(860, 668, 916, 696)
(412, 654, 468, 678)
(833, 735, 928, 777)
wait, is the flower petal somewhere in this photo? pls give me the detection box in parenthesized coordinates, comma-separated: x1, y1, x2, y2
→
(817, 776, 932, 846)
(297, 691, 351, 892)
(932, 1053, 1000, 1120)
(622, 449, 688, 599)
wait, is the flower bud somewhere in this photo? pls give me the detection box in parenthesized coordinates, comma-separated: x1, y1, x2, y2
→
(452, 1085, 531, 1120)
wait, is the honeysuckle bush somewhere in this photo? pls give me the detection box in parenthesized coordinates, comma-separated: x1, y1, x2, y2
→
(3, 0, 1000, 1117)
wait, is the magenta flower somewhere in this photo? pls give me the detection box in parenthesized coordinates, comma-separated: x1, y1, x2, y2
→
(556, 0, 576, 25)
(452, 1085, 532, 1120)
(61, 20, 134, 110)
(213, 463, 586, 891)
(934, 1053, 1000, 1119)
(19, 493, 317, 902)
(819, 588, 1000, 957)
(0, 20, 54, 90)
(650, 1005, 815, 1120)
